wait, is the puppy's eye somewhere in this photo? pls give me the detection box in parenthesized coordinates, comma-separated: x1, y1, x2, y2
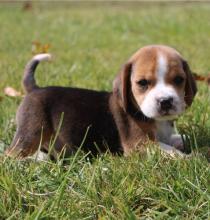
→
(137, 79, 150, 90)
(174, 76, 184, 85)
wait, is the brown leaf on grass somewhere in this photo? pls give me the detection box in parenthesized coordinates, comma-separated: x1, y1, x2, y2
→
(192, 72, 206, 81)
(32, 41, 51, 55)
(193, 72, 210, 86)
(4, 87, 23, 97)
(22, 1, 33, 11)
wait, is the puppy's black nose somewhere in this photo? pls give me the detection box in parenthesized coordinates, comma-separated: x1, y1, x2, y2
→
(158, 97, 173, 111)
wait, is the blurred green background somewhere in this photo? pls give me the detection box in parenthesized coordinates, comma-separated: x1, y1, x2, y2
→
(0, 2, 209, 219)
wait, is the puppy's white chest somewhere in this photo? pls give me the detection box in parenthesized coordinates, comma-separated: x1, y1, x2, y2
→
(156, 121, 174, 144)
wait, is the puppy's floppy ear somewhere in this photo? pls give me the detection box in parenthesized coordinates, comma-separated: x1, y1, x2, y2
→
(113, 62, 132, 112)
(183, 60, 197, 106)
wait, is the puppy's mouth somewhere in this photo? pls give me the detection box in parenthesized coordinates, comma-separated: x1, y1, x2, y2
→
(160, 106, 176, 116)
(156, 106, 180, 120)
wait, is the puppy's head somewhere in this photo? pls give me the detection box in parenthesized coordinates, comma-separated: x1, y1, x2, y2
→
(113, 45, 197, 120)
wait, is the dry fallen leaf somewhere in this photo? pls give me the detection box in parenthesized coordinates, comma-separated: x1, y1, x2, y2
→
(32, 41, 51, 54)
(193, 72, 210, 86)
(4, 87, 22, 97)
(22, 1, 33, 11)
(192, 72, 206, 81)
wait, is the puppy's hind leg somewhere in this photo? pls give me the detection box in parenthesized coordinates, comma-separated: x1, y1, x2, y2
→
(5, 128, 46, 159)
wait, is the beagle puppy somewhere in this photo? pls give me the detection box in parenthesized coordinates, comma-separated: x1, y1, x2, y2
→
(5, 45, 197, 159)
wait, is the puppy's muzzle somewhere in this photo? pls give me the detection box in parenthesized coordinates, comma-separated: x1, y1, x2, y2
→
(157, 97, 174, 113)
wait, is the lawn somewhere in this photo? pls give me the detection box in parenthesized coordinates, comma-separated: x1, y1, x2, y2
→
(0, 2, 209, 219)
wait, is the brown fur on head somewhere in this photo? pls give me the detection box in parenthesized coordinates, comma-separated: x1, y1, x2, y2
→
(113, 45, 197, 120)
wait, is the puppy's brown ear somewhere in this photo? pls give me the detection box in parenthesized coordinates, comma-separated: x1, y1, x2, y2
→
(183, 60, 197, 106)
(113, 62, 132, 112)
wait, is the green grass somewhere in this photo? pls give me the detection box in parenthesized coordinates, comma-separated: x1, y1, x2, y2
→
(0, 2, 210, 219)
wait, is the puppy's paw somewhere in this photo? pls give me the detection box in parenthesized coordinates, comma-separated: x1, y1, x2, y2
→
(5, 145, 34, 159)
(5, 146, 21, 158)
(159, 142, 186, 158)
(170, 134, 184, 151)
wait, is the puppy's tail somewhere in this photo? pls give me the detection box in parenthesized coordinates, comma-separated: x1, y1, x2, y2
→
(23, 53, 52, 93)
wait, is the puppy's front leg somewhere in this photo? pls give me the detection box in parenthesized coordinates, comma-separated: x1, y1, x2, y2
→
(169, 134, 184, 151)
(156, 121, 185, 156)
(158, 142, 185, 157)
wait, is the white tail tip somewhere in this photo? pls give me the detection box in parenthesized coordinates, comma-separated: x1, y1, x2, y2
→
(33, 53, 52, 62)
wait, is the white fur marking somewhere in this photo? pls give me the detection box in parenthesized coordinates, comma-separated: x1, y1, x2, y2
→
(156, 121, 174, 144)
(157, 54, 167, 82)
(33, 53, 52, 62)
